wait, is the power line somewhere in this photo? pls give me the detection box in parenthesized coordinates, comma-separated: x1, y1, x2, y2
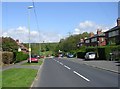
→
(32, 0, 41, 55)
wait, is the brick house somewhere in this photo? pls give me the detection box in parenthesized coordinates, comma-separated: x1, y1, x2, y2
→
(79, 29, 106, 47)
(105, 18, 120, 45)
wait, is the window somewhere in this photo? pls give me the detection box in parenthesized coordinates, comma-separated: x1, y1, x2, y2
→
(91, 38, 97, 42)
(101, 38, 104, 42)
(85, 40, 90, 43)
(108, 30, 119, 37)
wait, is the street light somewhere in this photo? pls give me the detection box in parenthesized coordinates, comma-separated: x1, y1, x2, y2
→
(27, 5, 33, 63)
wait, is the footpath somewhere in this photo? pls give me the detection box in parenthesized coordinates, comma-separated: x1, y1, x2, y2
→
(64, 58, 119, 73)
(2, 60, 40, 71)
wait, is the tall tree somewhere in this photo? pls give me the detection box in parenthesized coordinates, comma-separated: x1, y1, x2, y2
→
(2, 37, 18, 52)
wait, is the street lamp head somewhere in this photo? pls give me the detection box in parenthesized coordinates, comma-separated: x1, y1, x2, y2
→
(28, 6, 34, 9)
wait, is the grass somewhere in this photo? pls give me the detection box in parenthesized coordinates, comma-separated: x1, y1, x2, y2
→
(2, 68, 37, 87)
(22, 59, 43, 66)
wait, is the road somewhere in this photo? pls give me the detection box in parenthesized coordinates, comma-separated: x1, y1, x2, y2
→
(32, 58, 118, 88)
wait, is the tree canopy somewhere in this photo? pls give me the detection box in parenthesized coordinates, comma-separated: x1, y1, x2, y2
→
(55, 32, 89, 53)
(2, 37, 18, 52)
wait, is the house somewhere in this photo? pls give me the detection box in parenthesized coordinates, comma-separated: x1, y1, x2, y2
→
(16, 40, 29, 53)
(105, 18, 120, 45)
(84, 29, 106, 47)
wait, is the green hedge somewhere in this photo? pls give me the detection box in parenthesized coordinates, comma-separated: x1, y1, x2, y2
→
(85, 45, 120, 61)
(75, 45, 120, 61)
(77, 51, 86, 59)
(15, 52, 28, 63)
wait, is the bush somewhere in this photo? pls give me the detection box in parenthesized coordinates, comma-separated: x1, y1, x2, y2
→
(15, 52, 28, 63)
(85, 45, 120, 61)
(2, 52, 14, 64)
(77, 51, 86, 59)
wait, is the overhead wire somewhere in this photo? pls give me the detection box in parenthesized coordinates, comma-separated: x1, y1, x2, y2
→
(32, 0, 41, 55)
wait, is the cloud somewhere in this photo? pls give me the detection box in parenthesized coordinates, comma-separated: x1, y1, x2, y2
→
(73, 28, 81, 35)
(73, 20, 115, 34)
(2, 26, 63, 43)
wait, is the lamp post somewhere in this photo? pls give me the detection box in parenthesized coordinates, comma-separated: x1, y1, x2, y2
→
(28, 6, 33, 63)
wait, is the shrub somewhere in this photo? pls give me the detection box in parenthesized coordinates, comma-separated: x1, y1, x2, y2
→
(2, 52, 14, 64)
(85, 45, 120, 61)
(15, 52, 28, 63)
(77, 51, 86, 59)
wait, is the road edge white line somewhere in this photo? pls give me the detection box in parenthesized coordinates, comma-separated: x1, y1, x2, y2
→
(73, 71, 90, 82)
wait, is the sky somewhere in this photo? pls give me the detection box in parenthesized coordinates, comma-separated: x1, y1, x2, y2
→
(2, 1, 119, 43)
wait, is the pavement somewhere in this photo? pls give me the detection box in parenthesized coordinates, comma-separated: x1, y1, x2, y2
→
(32, 58, 118, 87)
(62, 57, 119, 73)
(2, 60, 40, 71)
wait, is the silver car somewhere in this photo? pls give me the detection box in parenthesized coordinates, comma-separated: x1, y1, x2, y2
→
(85, 52, 96, 60)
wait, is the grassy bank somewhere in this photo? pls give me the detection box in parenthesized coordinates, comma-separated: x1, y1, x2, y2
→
(2, 68, 37, 87)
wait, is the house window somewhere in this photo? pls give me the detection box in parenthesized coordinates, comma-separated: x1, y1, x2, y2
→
(91, 38, 97, 42)
(85, 40, 90, 43)
(116, 30, 119, 35)
(108, 30, 119, 37)
(101, 38, 104, 42)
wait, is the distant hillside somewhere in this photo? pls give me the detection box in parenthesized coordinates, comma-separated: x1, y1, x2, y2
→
(23, 43, 58, 55)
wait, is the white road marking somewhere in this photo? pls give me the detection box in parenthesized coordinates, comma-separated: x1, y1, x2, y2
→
(73, 71, 90, 82)
(64, 65, 71, 70)
(59, 62, 63, 65)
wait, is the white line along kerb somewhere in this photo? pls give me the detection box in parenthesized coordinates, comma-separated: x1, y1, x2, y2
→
(73, 71, 90, 82)
(64, 65, 71, 70)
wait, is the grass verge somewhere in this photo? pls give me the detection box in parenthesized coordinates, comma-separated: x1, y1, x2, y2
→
(22, 59, 43, 66)
(2, 68, 37, 87)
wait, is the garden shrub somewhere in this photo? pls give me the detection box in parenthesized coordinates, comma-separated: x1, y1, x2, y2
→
(77, 51, 86, 59)
(2, 52, 13, 64)
(15, 52, 28, 63)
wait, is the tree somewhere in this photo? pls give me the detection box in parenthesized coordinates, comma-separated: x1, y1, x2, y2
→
(2, 37, 18, 52)
(55, 32, 89, 53)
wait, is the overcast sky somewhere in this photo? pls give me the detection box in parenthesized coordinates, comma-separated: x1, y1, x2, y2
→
(2, 1, 119, 43)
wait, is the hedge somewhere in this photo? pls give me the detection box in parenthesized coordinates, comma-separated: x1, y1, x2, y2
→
(2, 51, 14, 64)
(75, 45, 120, 61)
(85, 45, 120, 61)
(76, 51, 86, 59)
(15, 52, 28, 63)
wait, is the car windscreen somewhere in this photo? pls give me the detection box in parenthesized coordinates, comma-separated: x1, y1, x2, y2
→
(31, 55, 37, 58)
(89, 53, 95, 55)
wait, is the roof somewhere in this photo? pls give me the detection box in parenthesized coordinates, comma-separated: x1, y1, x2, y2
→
(84, 33, 105, 40)
(105, 26, 120, 33)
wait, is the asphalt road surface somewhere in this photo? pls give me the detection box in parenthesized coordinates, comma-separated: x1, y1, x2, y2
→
(33, 58, 118, 88)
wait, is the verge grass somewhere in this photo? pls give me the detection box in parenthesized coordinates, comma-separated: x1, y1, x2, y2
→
(2, 68, 37, 87)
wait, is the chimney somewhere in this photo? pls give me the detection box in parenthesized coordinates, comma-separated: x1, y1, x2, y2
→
(89, 32, 94, 37)
(97, 29, 102, 35)
(117, 17, 120, 26)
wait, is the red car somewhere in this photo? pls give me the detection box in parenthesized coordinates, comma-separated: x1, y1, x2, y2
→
(28, 55, 38, 63)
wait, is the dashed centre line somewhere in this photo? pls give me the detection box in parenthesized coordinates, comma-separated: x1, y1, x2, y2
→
(73, 71, 90, 82)
(53, 59, 90, 82)
(64, 65, 71, 70)
(59, 62, 63, 65)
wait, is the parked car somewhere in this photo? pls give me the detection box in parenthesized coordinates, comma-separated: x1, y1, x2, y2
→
(84, 52, 96, 60)
(67, 54, 74, 58)
(28, 55, 38, 63)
